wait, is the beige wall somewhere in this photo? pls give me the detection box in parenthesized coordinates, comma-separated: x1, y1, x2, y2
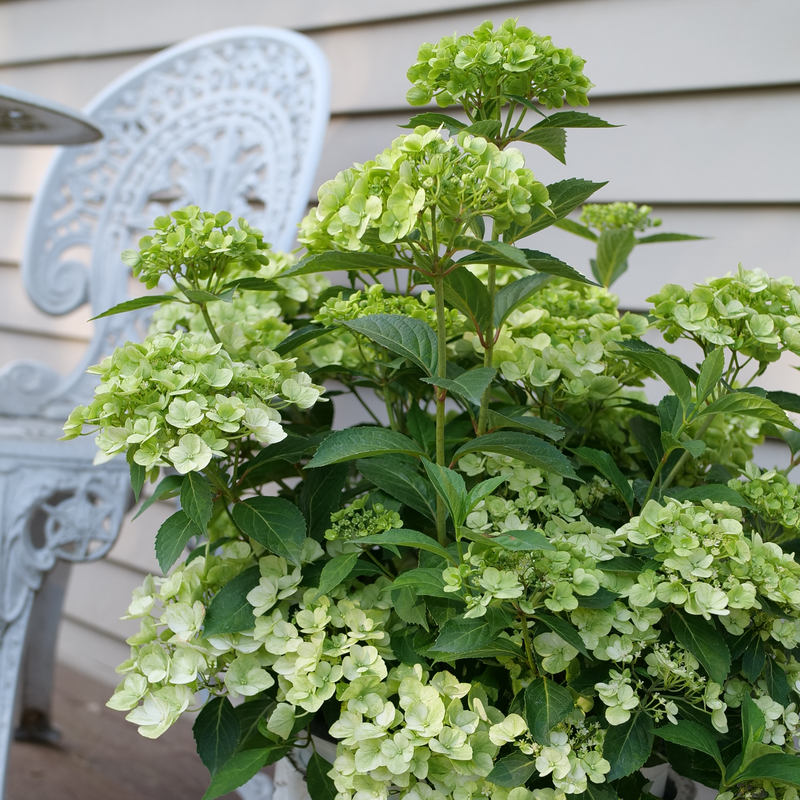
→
(0, 0, 797, 683)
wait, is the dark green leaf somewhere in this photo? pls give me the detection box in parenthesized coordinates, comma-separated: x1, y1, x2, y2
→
(594, 229, 636, 288)
(273, 325, 334, 356)
(700, 392, 798, 431)
(429, 638, 524, 663)
(221, 277, 280, 292)
(463, 119, 502, 139)
(452, 431, 580, 481)
(533, 111, 619, 129)
(603, 710, 654, 781)
(494, 273, 551, 328)
(155, 510, 203, 574)
(298, 462, 348, 540)
(201, 748, 272, 800)
(358, 529, 454, 563)
(577, 588, 620, 609)
(181, 472, 214, 532)
(443, 265, 493, 336)
(307, 752, 337, 800)
(391, 568, 455, 600)
(423, 368, 496, 406)
(735, 753, 800, 787)
(554, 218, 598, 242)
(314, 553, 360, 600)
(525, 676, 574, 744)
(485, 529, 556, 551)
(505, 94, 547, 116)
(357, 456, 436, 521)
(742, 634, 766, 682)
(507, 179, 607, 240)
(535, 613, 589, 657)
(231, 498, 307, 566)
(307, 428, 424, 468)
(433, 614, 498, 653)
(183, 289, 226, 304)
(630, 416, 663, 472)
(402, 113, 466, 133)
(422, 459, 467, 525)
(394, 587, 430, 630)
(91, 294, 177, 320)
(203, 566, 260, 638)
(282, 251, 407, 277)
(696, 347, 725, 404)
(128, 457, 145, 503)
(466, 475, 508, 511)
(758, 389, 800, 415)
(572, 447, 634, 511)
(597, 557, 646, 573)
(518, 248, 597, 285)
(235, 696, 276, 752)
(742, 694, 767, 751)
(636, 232, 705, 244)
(488, 409, 565, 442)
(517, 127, 566, 163)
(655, 720, 722, 768)
(764, 659, 791, 706)
(487, 752, 538, 787)
(133, 474, 184, 520)
(617, 342, 693, 412)
(194, 697, 241, 776)
(407, 404, 436, 454)
(342, 314, 438, 376)
(671, 609, 731, 685)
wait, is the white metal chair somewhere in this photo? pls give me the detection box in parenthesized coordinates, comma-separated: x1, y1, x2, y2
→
(0, 27, 329, 797)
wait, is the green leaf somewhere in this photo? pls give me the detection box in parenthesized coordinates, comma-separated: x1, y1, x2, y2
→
(155, 510, 203, 574)
(654, 720, 723, 768)
(422, 459, 468, 525)
(671, 609, 731, 685)
(518, 248, 596, 285)
(488, 409, 565, 442)
(505, 94, 547, 116)
(700, 392, 798, 431)
(393, 587, 429, 631)
(603, 710, 654, 781)
(181, 472, 214, 532)
(342, 314, 438, 376)
(617, 342, 693, 412)
(358, 529, 454, 563)
(485, 529, 556, 551)
(466, 475, 508, 512)
(452, 431, 580, 481)
(133, 474, 184, 520)
(577, 588, 620, 609)
(231, 498, 307, 566)
(742, 694, 767, 752)
(308, 428, 424, 468)
(764, 659, 791, 706)
(533, 111, 619, 129)
(91, 294, 178, 320)
(535, 613, 590, 657)
(428, 637, 524, 663)
(735, 753, 800, 787)
(636, 232, 705, 244)
(572, 447, 634, 511)
(391, 568, 455, 600)
(423, 368, 496, 406)
(298, 462, 348, 540)
(507, 178, 607, 240)
(128, 456, 145, 503)
(402, 112, 466, 133)
(273, 324, 334, 356)
(630, 416, 663, 472)
(756, 389, 800, 415)
(696, 347, 725, 404)
(597, 556, 646, 573)
(554, 218, 598, 242)
(517, 127, 567, 163)
(203, 566, 260, 638)
(407, 404, 436, 454)
(662, 435, 705, 459)
(433, 614, 499, 654)
(494, 273, 551, 328)
(183, 288, 225, 304)
(282, 251, 407, 277)
(315, 553, 360, 600)
(194, 697, 241, 776)
(742, 633, 766, 682)
(443, 266, 493, 336)
(463, 119, 502, 139)
(525, 676, 574, 744)
(594, 229, 636, 288)
(201, 748, 272, 800)
(486, 752, 538, 787)
(307, 752, 337, 800)
(357, 456, 437, 521)
(221, 277, 280, 292)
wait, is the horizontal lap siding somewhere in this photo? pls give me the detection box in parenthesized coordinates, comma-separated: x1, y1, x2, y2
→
(0, 0, 792, 681)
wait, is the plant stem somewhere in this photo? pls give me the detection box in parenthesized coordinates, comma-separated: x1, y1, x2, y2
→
(477, 264, 496, 435)
(515, 604, 536, 673)
(200, 304, 222, 344)
(433, 270, 448, 547)
(661, 413, 716, 491)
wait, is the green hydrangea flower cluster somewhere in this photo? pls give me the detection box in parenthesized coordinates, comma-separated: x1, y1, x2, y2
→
(121, 206, 271, 290)
(579, 202, 660, 233)
(406, 19, 592, 111)
(62, 331, 323, 472)
(298, 127, 549, 253)
(648, 266, 800, 358)
(732, 462, 800, 539)
(325, 496, 404, 543)
(151, 251, 329, 362)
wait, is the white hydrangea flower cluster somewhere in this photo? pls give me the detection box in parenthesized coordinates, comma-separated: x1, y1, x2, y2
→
(62, 331, 324, 473)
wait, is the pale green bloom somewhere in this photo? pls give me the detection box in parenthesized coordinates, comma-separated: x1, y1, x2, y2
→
(224, 655, 275, 698)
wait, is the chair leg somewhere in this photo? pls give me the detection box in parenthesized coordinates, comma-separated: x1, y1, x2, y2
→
(0, 591, 35, 800)
(15, 560, 71, 745)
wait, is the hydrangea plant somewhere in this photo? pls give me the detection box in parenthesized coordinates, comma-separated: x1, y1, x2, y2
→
(65, 18, 800, 800)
